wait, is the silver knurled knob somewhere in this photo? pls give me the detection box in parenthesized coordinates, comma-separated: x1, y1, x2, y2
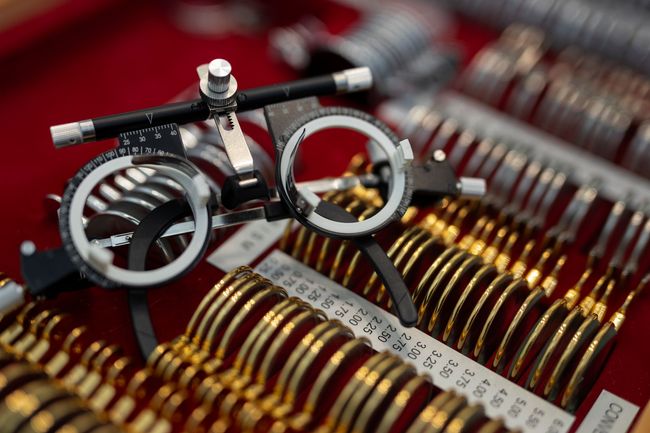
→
(208, 59, 232, 93)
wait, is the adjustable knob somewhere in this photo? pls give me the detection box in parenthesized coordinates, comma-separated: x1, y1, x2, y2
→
(208, 59, 232, 93)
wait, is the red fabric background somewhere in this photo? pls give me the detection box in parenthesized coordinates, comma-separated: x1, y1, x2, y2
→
(0, 1, 647, 430)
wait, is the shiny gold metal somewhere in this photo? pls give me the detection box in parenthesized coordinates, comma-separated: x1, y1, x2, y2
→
(210, 286, 287, 372)
(17, 397, 86, 433)
(494, 232, 519, 273)
(508, 268, 591, 380)
(561, 275, 648, 410)
(413, 246, 461, 311)
(159, 388, 191, 426)
(128, 383, 174, 433)
(279, 219, 294, 252)
(292, 225, 312, 261)
(456, 216, 489, 251)
(0, 380, 70, 433)
(327, 353, 402, 432)
(10, 309, 55, 357)
(76, 344, 122, 400)
(524, 248, 553, 289)
(510, 239, 536, 280)
(25, 314, 73, 365)
(397, 237, 444, 301)
(238, 301, 306, 388)
(443, 264, 498, 344)
(280, 323, 352, 411)
(302, 338, 372, 416)
(183, 266, 254, 345)
(405, 391, 455, 433)
(526, 274, 607, 390)
(475, 419, 505, 433)
(364, 227, 426, 298)
(330, 206, 376, 282)
(423, 250, 472, 333)
(0, 303, 39, 347)
(348, 363, 416, 433)
(468, 219, 496, 257)
(44, 327, 89, 379)
(474, 278, 529, 361)
(107, 369, 152, 425)
(52, 411, 103, 433)
(425, 394, 467, 433)
(457, 273, 513, 353)
(246, 320, 341, 427)
(384, 230, 442, 307)
(256, 309, 326, 396)
(0, 362, 45, 396)
(443, 404, 484, 433)
(440, 207, 471, 246)
(160, 270, 259, 371)
(431, 255, 483, 338)
(232, 299, 298, 376)
(377, 228, 433, 305)
(374, 375, 432, 433)
(492, 255, 567, 371)
(188, 276, 277, 377)
(196, 273, 270, 354)
(61, 340, 108, 390)
(193, 376, 227, 421)
(480, 225, 508, 264)
(88, 356, 134, 413)
(193, 276, 274, 365)
(543, 278, 615, 399)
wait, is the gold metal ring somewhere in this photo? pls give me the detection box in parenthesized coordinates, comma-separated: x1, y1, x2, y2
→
(443, 265, 497, 344)
(183, 266, 254, 345)
(257, 308, 328, 393)
(374, 375, 432, 433)
(443, 404, 484, 433)
(422, 251, 472, 333)
(348, 363, 417, 433)
(211, 286, 287, 372)
(426, 394, 468, 433)
(405, 390, 455, 433)
(474, 278, 529, 362)
(279, 323, 352, 411)
(457, 273, 513, 354)
(508, 269, 591, 380)
(431, 255, 483, 339)
(327, 354, 402, 432)
(543, 279, 615, 399)
(413, 246, 461, 312)
(525, 275, 607, 390)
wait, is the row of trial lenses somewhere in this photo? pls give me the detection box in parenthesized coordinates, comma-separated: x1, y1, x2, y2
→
(76, 122, 274, 269)
(279, 155, 649, 410)
(446, 0, 650, 75)
(139, 267, 515, 433)
(270, 0, 459, 100)
(460, 25, 650, 175)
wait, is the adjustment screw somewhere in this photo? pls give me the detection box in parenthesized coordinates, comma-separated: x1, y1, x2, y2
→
(433, 150, 446, 162)
(208, 59, 232, 93)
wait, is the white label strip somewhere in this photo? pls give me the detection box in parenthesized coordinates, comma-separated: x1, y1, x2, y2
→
(256, 250, 575, 433)
(575, 390, 639, 433)
(207, 220, 289, 272)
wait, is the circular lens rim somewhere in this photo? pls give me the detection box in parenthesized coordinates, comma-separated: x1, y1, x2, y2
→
(275, 107, 412, 238)
(60, 149, 212, 288)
